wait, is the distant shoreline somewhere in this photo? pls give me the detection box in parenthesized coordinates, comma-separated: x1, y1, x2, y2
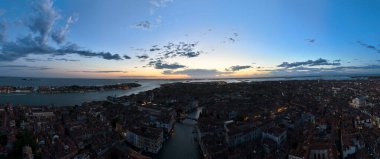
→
(0, 83, 141, 94)
(0, 74, 379, 80)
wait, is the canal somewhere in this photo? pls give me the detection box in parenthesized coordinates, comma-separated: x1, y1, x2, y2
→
(156, 107, 203, 159)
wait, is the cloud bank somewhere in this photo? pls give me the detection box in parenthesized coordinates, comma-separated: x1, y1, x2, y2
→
(225, 65, 252, 72)
(277, 58, 340, 68)
(0, 0, 129, 62)
(148, 60, 186, 69)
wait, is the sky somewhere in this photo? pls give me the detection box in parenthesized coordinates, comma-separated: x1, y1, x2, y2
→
(0, 0, 380, 79)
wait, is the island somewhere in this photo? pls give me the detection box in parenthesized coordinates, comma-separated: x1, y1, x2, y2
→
(0, 83, 141, 94)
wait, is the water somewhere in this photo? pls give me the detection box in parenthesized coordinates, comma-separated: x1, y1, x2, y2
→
(0, 78, 169, 106)
(157, 107, 203, 159)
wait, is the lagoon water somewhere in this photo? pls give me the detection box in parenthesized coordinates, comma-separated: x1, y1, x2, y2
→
(0, 78, 169, 106)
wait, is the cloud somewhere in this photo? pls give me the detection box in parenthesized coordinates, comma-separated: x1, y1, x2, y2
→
(333, 59, 341, 63)
(0, 0, 127, 61)
(357, 41, 380, 53)
(24, 58, 53, 62)
(154, 42, 202, 58)
(25, 58, 41, 62)
(133, 16, 162, 31)
(70, 70, 127, 73)
(0, 35, 123, 61)
(148, 60, 186, 69)
(0, 21, 6, 44)
(143, 41, 204, 70)
(224, 32, 239, 43)
(156, 15, 162, 24)
(0, 9, 5, 16)
(51, 15, 78, 44)
(133, 20, 151, 30)
(57, 43, 123, 60)
(163, 69, 232, 77)
(55, 58, 80, 62)
(149, 0, 173, 15)
(150, 45, 160, 51)
(0, 64, 51, 70)
(277, 58, 341, 68)
(306, 38, 316, 44)
(136, 54, 149, 59)
(27, 0, 60, 45)
(123, 55, 131, 59)
(225, 65, 252, 72)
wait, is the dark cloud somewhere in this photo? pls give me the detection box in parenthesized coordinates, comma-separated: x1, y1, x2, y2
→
(143, 41, 204, 70)
(0, 64, 50, 70)
(357, 41, 380, 53)
(123, 55, 131, 59)
(134, 20, 151, 30)
(0, 0, 127, 61)
(55, 58, 79, 62)
(0, 35, 123, 61)
(57, 43, 123, 60)
(306, 39, 315, 43)
(51, 16, 77, 44)
(136, 54, 149, 59)
(163, 69, 232, 77)
(148, 60, 186, 69)
(154, 42, 202, 58)
(277, 58, 341, 68)
(132, 16, 162, 31)
(150, 45, 160, 51)
(25, 58, 40, 62)
(224, 32, 239, 43)
(24, 58, 53, 62)
(225, 65, 252, 72)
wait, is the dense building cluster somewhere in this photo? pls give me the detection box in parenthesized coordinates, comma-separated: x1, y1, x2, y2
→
(191, 80, 380, 159)
(1, 80, 380, 159)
